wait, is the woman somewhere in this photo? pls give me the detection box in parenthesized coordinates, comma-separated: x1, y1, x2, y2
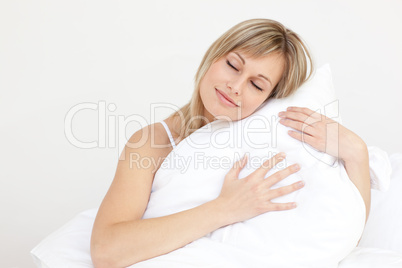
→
(90, 18, 370, 268)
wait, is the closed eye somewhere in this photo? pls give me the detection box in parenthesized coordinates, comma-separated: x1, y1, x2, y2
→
(251, 81, 263, 91)
(226, 60, 263, 91)
(226, 60, 238, 71)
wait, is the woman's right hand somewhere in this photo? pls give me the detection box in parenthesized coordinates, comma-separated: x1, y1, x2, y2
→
(216, 152, 304, 225)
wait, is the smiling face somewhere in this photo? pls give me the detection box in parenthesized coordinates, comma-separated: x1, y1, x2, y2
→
(199, 50, 286, 122)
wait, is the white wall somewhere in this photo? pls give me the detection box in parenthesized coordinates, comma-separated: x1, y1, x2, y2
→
(1, 0, 401, 267)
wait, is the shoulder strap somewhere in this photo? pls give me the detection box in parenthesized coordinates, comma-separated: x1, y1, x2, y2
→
(160, 120, 176, 149)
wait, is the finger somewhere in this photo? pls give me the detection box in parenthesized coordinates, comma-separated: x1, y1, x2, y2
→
(286, 106, 322, 120)
(288, 130, 316, 147)
(254, 152, 286, 178)
(279, 118, 316, 136)
(262, 163, 300, 188)
(266, 202, 298, 211)
(279, 111, 319, 126)
(268, 180, 305, 200)
(228, 153, 248, 178)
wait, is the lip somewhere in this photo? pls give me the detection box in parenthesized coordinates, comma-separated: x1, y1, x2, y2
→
(215, 88, 239, 107)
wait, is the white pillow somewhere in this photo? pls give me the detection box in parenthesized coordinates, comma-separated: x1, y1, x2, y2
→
(367, 146, 392, 192)
(139, 64, 366, 267)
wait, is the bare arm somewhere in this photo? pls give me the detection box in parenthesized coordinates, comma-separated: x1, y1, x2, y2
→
(93, 199, 227, 268)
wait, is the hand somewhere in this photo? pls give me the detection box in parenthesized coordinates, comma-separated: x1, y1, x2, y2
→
(216, 153, 304, 225)
(278, 106, 366, 162)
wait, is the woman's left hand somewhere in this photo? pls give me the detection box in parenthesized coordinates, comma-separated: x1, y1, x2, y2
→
(278, 106, 366, 162)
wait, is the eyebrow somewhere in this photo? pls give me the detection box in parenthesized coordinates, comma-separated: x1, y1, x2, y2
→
(234, 52, 272, 86)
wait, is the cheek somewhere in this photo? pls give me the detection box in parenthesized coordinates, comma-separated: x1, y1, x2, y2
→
(200, 69, 216, 92)
(243, 98, 264, 110)
(199, 65, 224, 96)
(206, 62, 227, 82)
(239, 98, 266, 117)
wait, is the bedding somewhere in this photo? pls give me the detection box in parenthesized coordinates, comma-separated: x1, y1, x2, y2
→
(31, 65, 400, 267)
(31, 152, 402, 268)
(338, 247, 402, 267)
(357, 153, 402, 253)
(30, 153, 402, 268)
(367, 146, 392, 191)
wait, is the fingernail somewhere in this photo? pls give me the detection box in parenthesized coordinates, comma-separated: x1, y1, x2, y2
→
(292, 202, 298, 208)
(292, 164, 300, 171)
(298, 181, 305, 187)
(278, 112, 285, 118)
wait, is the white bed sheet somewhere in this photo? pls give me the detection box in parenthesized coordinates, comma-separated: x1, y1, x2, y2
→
(358, 153, 402, 253)
(338, 247, 402, 268)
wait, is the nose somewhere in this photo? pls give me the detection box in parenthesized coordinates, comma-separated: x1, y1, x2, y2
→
(226, 78, 243, 95)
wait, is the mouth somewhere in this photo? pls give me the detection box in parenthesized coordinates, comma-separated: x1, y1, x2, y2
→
(215, 88, 239, 107)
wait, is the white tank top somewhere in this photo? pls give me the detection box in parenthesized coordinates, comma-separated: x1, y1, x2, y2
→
(160, 120, 176, 149)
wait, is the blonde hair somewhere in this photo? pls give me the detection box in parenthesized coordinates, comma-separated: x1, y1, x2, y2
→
(167, 18, 313, 139)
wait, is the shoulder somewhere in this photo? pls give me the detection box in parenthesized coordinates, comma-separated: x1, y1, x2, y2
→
(126, 122, 171, 148)
(119, 122, 173, 175)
